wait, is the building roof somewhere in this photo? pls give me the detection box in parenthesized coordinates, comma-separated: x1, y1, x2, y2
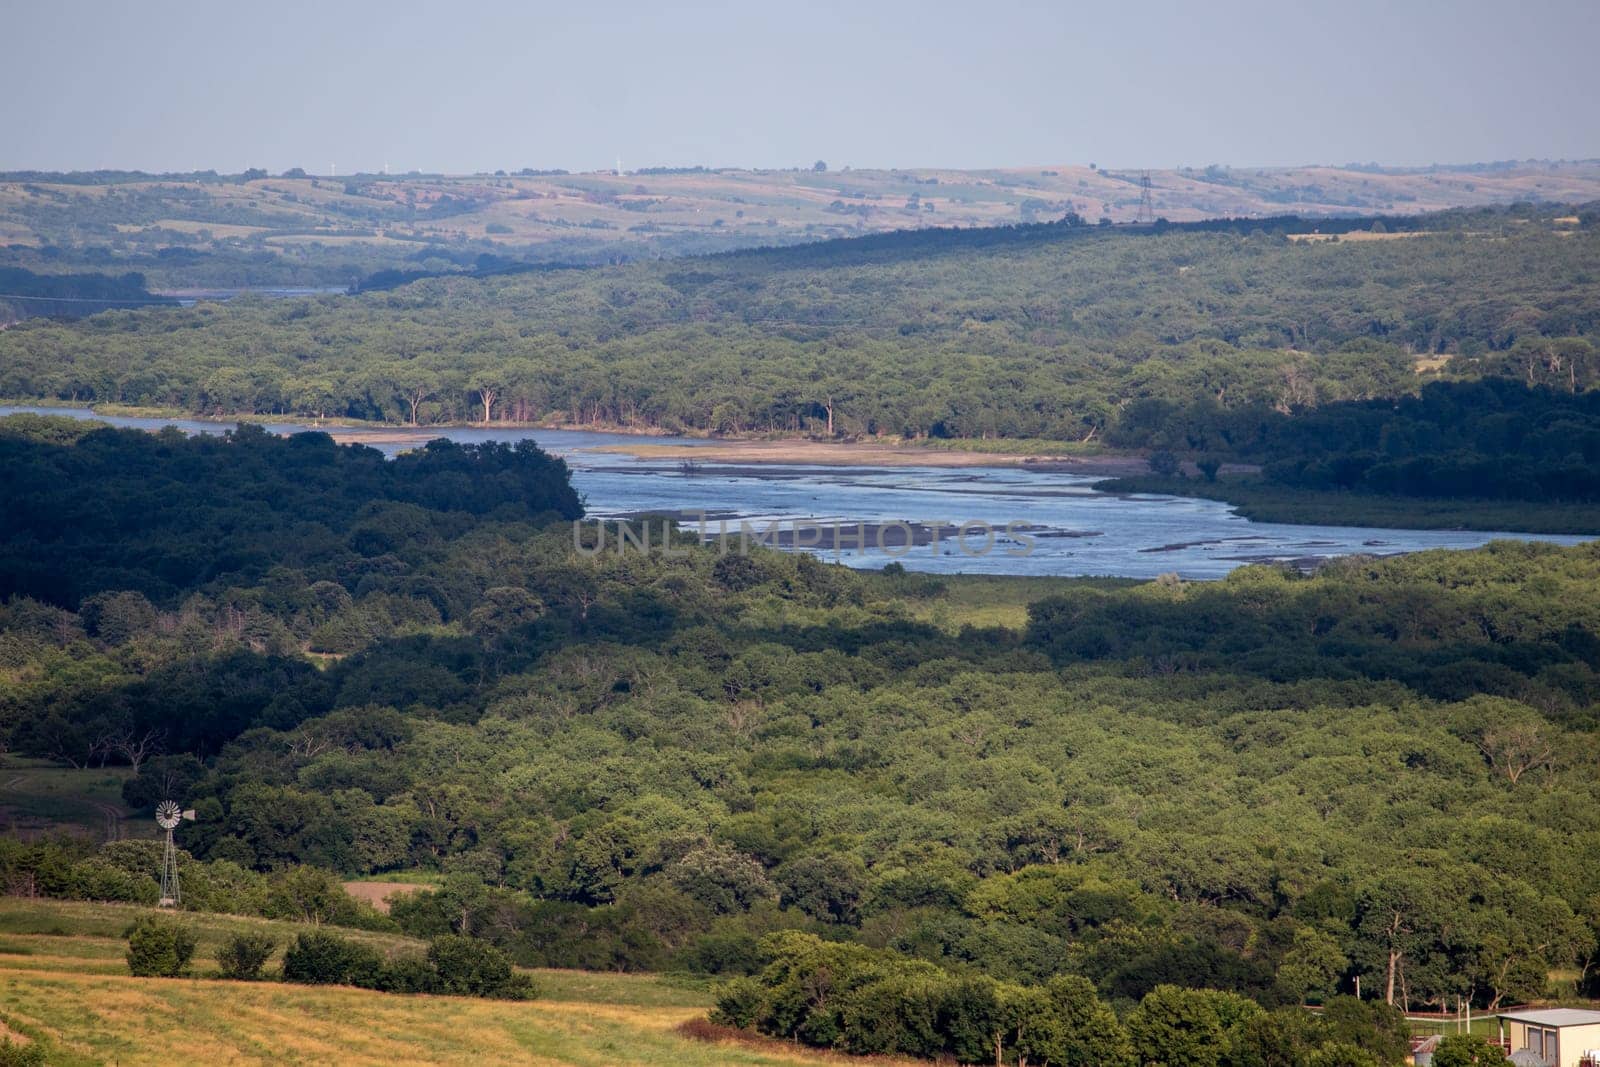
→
(1498, 1008, 1600, 1027)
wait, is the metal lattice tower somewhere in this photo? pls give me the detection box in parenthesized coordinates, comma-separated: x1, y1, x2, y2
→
(1136, 171, 1155, 224)
(155, 801, 195, 908)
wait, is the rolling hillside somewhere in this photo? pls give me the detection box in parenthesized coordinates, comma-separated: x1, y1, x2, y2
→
(2, 160, 1597, 288)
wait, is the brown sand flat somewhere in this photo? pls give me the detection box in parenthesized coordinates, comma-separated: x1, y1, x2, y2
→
(320, 428, 1258, 478)
(326, 429, 449, 448)
(594, 439, 1155, 475)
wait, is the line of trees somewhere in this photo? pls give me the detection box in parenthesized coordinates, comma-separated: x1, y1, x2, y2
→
(124, 914, 532, 999)
(1118, 377, 1600, 503)
(712, 931, 1411, 1066)
(0, 207, 1593, 442)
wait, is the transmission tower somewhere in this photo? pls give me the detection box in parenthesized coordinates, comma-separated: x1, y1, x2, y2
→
(1136, 171, 1155, 224)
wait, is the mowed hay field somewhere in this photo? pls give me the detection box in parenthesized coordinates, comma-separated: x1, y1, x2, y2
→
(0, 899, 906, 1067)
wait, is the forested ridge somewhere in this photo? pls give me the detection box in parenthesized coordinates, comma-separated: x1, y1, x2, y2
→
(1, 205, 1595, 447)
(1107, 377, 1600, 520)
(0, 265, 174, 324)
(1, 418, 1597, 1067)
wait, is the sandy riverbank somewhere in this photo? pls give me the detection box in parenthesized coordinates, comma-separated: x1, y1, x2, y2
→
(16, 405, 1260, 477)
(310, 427, 1159, 472)
(593, 439, 1175, 474)
(327, 429, 1264, 477)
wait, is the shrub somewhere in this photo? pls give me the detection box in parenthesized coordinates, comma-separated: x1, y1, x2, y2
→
(125, 915, 197, 977)
(64, 859, 157, 904)
(710, 976, 766, 1029)
(179, 856, 271, 917)
(373, 953, 439, 994)
(386, 886, 457, 939)
(276, 932, 535, 999)
(1433, 1034, 1509, 1067)
(676, 1018, 743, 1045)
(217, 932, 276, 980)
(427, 935, 535, 1000)
(1148, 450, 1182, 478)
(280, 930, 384, 986)
(265, 866, 394, 930)
(1305, 1042, 1382, 1067)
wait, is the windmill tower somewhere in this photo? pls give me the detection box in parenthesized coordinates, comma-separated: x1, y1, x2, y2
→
(1136, 171, 1155, 224)
(155, 800, 196, 908)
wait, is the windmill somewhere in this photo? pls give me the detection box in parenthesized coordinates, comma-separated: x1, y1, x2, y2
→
(155, 801, 195, 908)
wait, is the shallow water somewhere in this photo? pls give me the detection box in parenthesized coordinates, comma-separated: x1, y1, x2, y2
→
(5, 406, 1590, 579)
(153, 286, 350, 306)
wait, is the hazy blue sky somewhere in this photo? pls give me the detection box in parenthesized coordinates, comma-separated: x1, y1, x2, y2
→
(8, 0, 1598, 173)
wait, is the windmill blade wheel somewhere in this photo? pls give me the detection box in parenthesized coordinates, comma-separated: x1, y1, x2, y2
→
(155, 800, 183, 830)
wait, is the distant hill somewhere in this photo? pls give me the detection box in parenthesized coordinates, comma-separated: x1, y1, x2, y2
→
(3, 201, 1595, 452)
(2, 160, 1597, 287)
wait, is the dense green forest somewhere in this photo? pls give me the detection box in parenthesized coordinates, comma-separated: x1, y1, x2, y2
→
(0, 266, 174, 324)
(1135, 377, 1600, 481)
(1097, 378, 1600, 526)
(4, 201, 1600, 1065)
(1, 415, 1596, 1066)
(1, 206, 1595, 448)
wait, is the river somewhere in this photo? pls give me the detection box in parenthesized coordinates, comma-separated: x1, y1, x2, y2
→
(152, 287, 351, 307)
(3, 406, 1590, 579)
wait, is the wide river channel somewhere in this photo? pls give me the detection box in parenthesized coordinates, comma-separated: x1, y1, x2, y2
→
(6, 406, 1591, 579)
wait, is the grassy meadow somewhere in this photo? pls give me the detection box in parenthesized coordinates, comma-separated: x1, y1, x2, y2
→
(0, 759, 147, 843)
(893, 573, 1135, 630)
(0, 898, 904, 1067)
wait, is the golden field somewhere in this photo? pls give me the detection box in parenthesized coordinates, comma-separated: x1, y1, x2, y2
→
(0, 898, 913, 1066)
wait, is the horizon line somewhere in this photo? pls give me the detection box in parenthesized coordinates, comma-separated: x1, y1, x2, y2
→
(4, 157, 1600, 180)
